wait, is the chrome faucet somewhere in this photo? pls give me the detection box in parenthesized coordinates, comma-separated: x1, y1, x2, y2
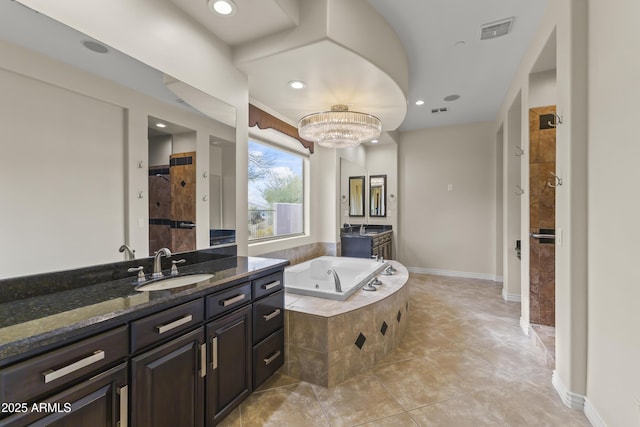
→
(118, 244, 135, 260)
(152, 248, 172, 278)
(327, 269, 342, 293)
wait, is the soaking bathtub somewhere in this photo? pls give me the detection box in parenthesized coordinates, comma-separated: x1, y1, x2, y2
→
(284, 256, 387, 301)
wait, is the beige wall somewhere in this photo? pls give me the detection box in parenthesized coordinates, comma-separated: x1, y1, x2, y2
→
(0, 65, 125, 278)
(19, 0, 251, 254)
(586, 1, 640, 425)
(0, 38, 234, 278)
(502, 95, 522, 301)
(398, 122, 498, 278)
(496, 0, 590, 413)
(529, 69, 557, 108)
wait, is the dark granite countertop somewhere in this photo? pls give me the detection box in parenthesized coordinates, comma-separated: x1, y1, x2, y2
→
(0, 256, 288, 366)
(340, 225, 393, 239)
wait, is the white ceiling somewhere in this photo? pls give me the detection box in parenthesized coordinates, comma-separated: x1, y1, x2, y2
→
(172, 0, 549, 132)
(367, 0, 549, 131)
(4, 0, 550, 134)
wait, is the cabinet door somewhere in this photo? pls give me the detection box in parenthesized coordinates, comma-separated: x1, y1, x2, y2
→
(0, 364, 127, 427)
(206, 305, 252, 426)
(131, 328, 205, 427)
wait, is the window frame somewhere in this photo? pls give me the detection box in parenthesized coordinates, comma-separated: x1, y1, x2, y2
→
(247, 135, 308, 244)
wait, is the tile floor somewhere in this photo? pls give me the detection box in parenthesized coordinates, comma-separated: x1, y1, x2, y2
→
(219, 274, 591, 427)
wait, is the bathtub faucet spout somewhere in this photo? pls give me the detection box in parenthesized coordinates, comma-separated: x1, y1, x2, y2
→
(327, 269, 342, 293)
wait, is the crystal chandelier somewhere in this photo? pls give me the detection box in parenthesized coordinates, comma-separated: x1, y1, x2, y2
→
(298, 105, 382, 148)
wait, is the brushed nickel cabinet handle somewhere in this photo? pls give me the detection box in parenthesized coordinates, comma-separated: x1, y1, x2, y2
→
(118, 385, 128, 427)
(262, 280, 281, 290)
(263, 309, 281, 322)
(43, 350, 105, 384)
(211, 337, 218, 370)
(199, 343, 207, 378)
(156, 314, 193, 334)
(264, 350, 281, 366)
(220, 294, 245, 307)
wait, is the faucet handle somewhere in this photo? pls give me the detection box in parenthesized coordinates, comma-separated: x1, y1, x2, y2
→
(127, 266, 146, 282)
(171, 259, 186, 275)
(371, 255, 379, 262)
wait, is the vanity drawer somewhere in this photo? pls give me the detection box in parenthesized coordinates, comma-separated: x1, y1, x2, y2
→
(252, 290, 284, 344)
(253, 329, 284, 389)
(206, 282, 252, 319)
(252, 272, 283, 300)
(131, 299, 203, 353)
(0, 326, 128, 403)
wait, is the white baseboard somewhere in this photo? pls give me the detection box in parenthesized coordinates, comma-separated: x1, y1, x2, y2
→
(407, 267, 502, 282)
(583, 398, 607, 427)
(502, 288, 522, 302)
(552, 370, 585, 410)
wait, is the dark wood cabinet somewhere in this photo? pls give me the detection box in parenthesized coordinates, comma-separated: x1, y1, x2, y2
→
(341, 231, 393, 260)
(1, 263, 287, 427)
(206, 305, 252, 426)
(0, 364, 127, 427)
(131, 327, 205, 427)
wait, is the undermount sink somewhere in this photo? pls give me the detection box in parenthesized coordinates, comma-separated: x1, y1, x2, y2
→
(135, 273, 214, 292)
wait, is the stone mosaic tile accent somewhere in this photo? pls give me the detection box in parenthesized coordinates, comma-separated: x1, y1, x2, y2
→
(284, 260, 409, 387)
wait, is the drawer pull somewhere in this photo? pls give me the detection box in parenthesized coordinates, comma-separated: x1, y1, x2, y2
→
(118, 385, 128, 427)
(156, 314, 193, 334)
(263, 309, 281, 322)
(211, 337, 218, 370)
(262, 280, 281, 290)
(43, 350, 105, 384)
(199, 343, 207, 378)
(264, 350, 281, 366)
(220, 294, 246, 307)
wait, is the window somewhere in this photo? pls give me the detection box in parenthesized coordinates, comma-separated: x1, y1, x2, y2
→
(248, 139, 304, 241)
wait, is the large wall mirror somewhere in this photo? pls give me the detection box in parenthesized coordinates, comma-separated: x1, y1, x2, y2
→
(0, 1, 236, 279)
(369, 175, 387, 217)
(349, 176, 366, 217)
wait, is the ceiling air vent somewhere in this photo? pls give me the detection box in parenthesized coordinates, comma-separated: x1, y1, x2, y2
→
(431, 107, 448, 114)
(480, 17, 514, 40)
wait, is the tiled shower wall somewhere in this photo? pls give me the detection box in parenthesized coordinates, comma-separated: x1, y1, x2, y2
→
(529, 106, 556, 326)
(148, 151, 196, 255)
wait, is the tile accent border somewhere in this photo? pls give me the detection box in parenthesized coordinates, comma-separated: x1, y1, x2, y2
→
(407, 267, 503, 282)
(552, 370, 585, 410)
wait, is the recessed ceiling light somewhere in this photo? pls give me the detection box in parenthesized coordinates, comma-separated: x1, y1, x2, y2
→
(415, 100, 425, 106)
(444, 94, 460, 102)
(82, 40, 108, 54)
(208, 0, 237, 16)
(371, 139, 379, 144)
(288, 80, 306, 89)
(156, 123, 167, 128)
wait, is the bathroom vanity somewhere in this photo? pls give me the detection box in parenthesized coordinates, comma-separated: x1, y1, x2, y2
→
(340, 225, 393, 260)
(0, 252, 287, 426)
